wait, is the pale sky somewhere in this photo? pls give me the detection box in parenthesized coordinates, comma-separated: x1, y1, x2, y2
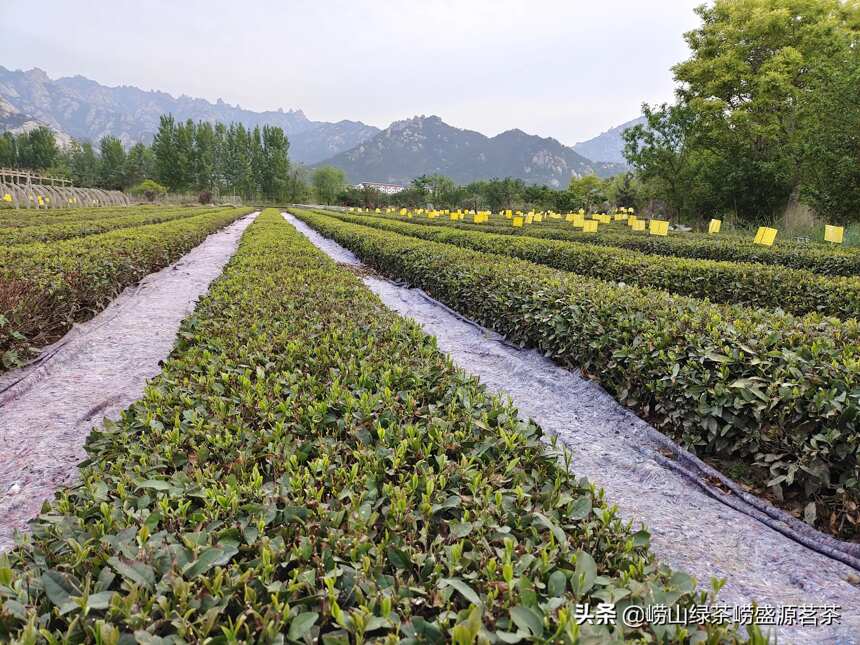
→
(0, 0, 704, 146)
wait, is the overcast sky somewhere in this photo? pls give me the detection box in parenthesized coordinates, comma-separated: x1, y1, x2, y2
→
(1, 0, 704, 145)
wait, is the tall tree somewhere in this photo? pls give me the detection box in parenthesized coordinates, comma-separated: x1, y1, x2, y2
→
(313, 166, 346, 204)
(152, 115, 181, 190)
(260, 125, 290, 200)
(124, 143, 155, 187)
(0, 132, 17, 167)
(626, 0, 860, 223)
(18, 127, 58, 170)
(797, 28, 860, 221)
(69, 141, 100, 187)
(98, 136, 127, 190)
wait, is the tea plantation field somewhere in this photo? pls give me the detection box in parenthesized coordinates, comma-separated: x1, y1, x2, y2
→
(296, 208, 860, 543)
(0, 210, 749, 642)
(0, 205, 252, 370)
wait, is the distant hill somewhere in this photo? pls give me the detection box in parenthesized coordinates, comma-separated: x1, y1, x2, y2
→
(573, 116, 646, 165)
(0, 95, 73, 147)
(320, 115, 626, 187)
(0, 66, 637, 183)
(0, 67, 379, 163)
(289, 119, 382, 165)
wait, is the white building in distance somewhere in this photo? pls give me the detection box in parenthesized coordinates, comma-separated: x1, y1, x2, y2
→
(354, 181, 405, 195)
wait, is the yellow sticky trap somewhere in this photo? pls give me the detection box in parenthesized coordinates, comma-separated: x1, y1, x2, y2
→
(534, 214, 543, 223)
(824, 225, 844, 244)
(709, 219, 721, 234)
(649, 219, 669, 236)
(753, 227, 778, 246)
(600, 214, 611, 224)
(572, 214, 585, 227)
(2, 193, 11, 202)
(614, 213, 627, 221)
(525, 214, 534, 225)
(512, 216, 524, 228)
(582, 220, 598, 233)
(631, 219, 646, 232)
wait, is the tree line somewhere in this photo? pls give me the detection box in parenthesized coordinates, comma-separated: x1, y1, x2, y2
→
(0, 116, 306, 202)
(3, 0, 857, 223)
(309, 166, 640, 215)
(623, 0, 860, 224)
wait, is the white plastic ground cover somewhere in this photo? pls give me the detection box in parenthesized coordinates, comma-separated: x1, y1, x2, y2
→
(0, 212, 259, 552)
(284, 212, 859, 643)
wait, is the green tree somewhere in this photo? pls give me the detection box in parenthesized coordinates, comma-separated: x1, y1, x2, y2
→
(313, 166, 346, 204)
(568, 175, 608, 213)
(259, 125, 290, 200)
(797, 30, 860, 221)
(606, 172, 642, 210)
(674, 0, 860, 220)
(192, 122, 217, 192)
(69, 141, 99, 187)
(18, 127, 58, 170)
(124, 143, 155, 187)
(0, 132, 18, 167)
(98, 136, 127, 190)
(152, 115, 180, 190)
(625, 0, 860, 223)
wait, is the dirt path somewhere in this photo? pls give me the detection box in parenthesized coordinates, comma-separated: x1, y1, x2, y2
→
(0, 213, 258, 551)
(284, 212, 859, 644)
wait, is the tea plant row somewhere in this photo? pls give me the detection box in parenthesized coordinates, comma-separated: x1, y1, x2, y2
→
(0, 211, 742, 642)
(295, 209, 860, 540)
(359, 209, 860, 277)
(0, 207, 251, 371)
(323, 211, 860, 320)
(0, 206, 229, 246)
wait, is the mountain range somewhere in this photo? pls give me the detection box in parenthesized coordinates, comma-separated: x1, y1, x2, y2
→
(321, 116, 624, 186)
(0, 67, 378, 165)
(572, 116, 646, 165)
(0, 66, 637, 185)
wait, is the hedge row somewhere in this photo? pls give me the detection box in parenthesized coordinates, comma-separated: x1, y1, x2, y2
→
(0, 207, 142, 228)
(324, 211, 860, 320)
(351, 210, 860, 277)
(0, 206, 251, 371)
(0, 206, 224, 246)
(0, 210, 742, 642)
(296, 209, 860, 539)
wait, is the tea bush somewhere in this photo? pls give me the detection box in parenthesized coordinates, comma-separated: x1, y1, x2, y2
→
(0, 207, 251, 371)
(324, 212, 860, 320)
(297, 209, 860, 538)
(0, 206, 224, 246)
(353, 210, 860, 277)
(0, 210, 743, 642)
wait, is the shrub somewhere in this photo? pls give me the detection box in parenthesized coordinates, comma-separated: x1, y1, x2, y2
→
(128, 179, 167, 202)
(296, 209, 860, 538)
(0, 210, 740, 642)
(325, 211, 860, 320)
(0, 207, 250, 369)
